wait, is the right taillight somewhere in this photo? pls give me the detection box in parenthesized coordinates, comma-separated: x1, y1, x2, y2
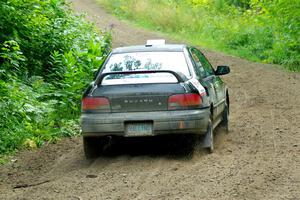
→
(82, 97, 110, 112)
(168, 93, 202, 110)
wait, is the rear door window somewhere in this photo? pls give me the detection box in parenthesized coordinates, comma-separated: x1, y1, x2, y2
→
(189, 48, 206, 78)
(195, 49, 214, 76)
(190, 48, 215, 78)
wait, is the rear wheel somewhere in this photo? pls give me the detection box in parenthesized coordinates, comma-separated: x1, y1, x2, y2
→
(206, 120, 214, 153)
(202, 119, 214, 153)
(220, 103, 229, 133)
(83, 137, 103, 159)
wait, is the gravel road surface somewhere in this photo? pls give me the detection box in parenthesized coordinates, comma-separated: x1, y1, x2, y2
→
(1, 0, 299, 199)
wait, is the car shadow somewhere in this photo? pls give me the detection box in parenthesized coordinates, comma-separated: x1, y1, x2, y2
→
(83, 126, 229, 163)
(100, 134, 198, 160)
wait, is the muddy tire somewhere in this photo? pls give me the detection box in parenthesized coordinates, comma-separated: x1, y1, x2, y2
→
(83, 137, 102, 159)
(206, 121, 214, 153)
(202, 120, 214, 153)
(220, 104, 229, 133)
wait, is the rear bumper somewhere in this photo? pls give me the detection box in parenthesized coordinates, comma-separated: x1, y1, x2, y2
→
(81, 108, 210, 137)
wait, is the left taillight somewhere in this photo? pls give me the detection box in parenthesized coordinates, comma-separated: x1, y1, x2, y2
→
(82, 97, 110, 112)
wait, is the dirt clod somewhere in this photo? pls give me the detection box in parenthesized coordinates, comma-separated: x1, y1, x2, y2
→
(86, 174, 98, 179)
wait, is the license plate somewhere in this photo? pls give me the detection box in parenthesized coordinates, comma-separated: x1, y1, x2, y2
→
(125, 122, 153, 136)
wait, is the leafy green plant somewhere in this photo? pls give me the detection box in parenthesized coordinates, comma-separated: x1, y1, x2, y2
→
(0, 0, 111, 155)
(0, 40, 26, 78)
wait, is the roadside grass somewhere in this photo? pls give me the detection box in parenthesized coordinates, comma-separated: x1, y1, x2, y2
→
(0, 155, 10, 165)
(98, 0, 300, 72)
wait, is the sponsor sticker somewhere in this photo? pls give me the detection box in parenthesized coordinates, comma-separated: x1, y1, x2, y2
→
(190, 78, 206, 96)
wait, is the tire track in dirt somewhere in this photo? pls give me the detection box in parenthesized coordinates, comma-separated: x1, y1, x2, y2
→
(0, 0, 299, 199)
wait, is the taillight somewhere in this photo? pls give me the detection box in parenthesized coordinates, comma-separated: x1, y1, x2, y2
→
(168, 93, 202, 110)
(82, 97, 110, 112)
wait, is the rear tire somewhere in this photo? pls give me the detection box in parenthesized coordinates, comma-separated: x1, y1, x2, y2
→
(201, 120, 214, 153)
(206, 121, 214, 153)
(220, 104, 229, 133)
(83, 137, 102, 159)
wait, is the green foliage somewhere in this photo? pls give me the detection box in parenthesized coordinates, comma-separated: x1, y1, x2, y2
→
(99, 0, 299, 71)
(0, 0, 111, 155)
(0, 40, 26, 75)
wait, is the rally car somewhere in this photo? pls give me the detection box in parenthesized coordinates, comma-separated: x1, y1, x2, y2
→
(81, 40, 230, 158)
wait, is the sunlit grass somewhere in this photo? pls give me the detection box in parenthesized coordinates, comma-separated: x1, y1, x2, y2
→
(98, 0, 299, 72)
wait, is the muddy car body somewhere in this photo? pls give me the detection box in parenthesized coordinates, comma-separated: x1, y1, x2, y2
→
(81, 40, 230, 158)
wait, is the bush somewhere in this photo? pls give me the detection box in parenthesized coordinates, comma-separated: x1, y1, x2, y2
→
(99, 0, 299, 71)
(0, 0, 111, 155)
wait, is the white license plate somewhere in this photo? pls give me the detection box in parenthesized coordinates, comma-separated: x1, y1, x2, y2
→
(125, 122, 153, 136)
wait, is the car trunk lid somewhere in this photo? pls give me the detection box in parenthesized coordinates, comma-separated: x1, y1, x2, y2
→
(92, 83, 186, 112)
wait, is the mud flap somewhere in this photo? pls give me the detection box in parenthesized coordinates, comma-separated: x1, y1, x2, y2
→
(201, 130, 212, 148)
(201, 122, 213, 149)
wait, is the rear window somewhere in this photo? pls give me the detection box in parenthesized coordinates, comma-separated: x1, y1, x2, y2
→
(101, 52, 190, 85)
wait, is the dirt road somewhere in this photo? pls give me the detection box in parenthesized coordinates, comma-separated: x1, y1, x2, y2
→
(1, 0, 299, 199)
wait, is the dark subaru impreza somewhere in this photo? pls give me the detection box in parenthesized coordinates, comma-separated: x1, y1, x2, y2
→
(81, 40, 230, 158)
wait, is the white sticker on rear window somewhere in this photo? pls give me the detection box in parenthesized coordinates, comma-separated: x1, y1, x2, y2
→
(101, 73, 178, 85)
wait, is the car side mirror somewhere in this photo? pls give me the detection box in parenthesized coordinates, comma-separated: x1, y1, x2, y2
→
(215, 65, 230, 76)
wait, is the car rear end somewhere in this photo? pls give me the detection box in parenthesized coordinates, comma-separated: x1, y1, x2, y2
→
(81, 45, 210, 138)
(81, 83, 210, 137)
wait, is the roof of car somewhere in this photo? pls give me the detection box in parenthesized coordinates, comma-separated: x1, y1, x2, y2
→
(112, 44, 187, 54)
